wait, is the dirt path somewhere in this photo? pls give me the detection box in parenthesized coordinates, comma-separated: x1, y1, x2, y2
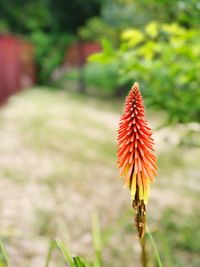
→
(0, 88, 199, 267)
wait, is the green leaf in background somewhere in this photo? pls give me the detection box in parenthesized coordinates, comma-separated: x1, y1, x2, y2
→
(121, 28, 144, 47)
(161, 23, 185, 35)
(88, 39, 116, 64)
(91, 21, 200, 123)
(145, 21, 159, 38)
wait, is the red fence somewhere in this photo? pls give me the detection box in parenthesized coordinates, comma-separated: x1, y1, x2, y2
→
(64, 42, 102, 67)
(0, 35, 35, 104)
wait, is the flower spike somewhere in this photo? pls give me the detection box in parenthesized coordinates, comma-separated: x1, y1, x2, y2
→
(117, 82, 157, 238)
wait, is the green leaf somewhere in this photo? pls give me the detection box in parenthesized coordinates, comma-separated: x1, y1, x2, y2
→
(101, 39, 113, 54)
(88, 53, 115, 64)
(145, 22, 159, 38)
(88, 39, 115, 64)
(161, 23, 185, 35)
(73, 257, 86, 267)
(55, 239, 76, 267)
(137, 41, 161, 60)
(121, 29, 144, 47)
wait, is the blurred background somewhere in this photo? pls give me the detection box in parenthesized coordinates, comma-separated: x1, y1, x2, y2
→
(0, 0, 200, 266)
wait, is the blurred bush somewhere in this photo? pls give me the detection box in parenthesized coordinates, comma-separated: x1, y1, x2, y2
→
(78, 17, 119, 45)
(65, 62, 119, 96)
(100, 0, 200, 28)
(0, 0, 102, 84)
(79, 0, 200, 44)
(89, 22, 200, 123)
(30, 31, 74, 83)
(83, 62, 118, 95)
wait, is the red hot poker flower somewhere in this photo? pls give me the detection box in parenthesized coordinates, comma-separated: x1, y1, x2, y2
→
(117, 82, 157, 238)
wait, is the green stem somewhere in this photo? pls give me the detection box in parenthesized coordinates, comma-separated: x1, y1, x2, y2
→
(146, 227, 163, 267)
(140, 236, 148, 267)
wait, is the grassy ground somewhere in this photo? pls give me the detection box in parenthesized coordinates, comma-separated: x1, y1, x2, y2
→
(0, 87, 199, 267)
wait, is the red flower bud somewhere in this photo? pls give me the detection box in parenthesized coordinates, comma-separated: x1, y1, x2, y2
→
(117, 82, 157, 238)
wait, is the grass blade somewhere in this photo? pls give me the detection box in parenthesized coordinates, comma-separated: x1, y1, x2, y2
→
(0, 239, 11, 267)
(55, 239, 76, 267)
(146, 227, 163, 267)
(44, 240, 57, 267)
(73, 256, 86, 267)
(92, 212, 102, 267)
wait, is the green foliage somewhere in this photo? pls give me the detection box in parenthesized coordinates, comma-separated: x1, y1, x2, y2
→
(84, 62, 118, 95)
(0, 0, 102, 34)
(78, 17, 118, 44)
(91, 39, 116, 64)
(90, 22, 200, 123)
(30, 31, 74, 83)
(101, 0, 200, 28)
(79, 0, 200, 45)
(0, 0, 102, 83)
(0, 0, 51, 34)
(47, 0, 102, 33)
(65, 62, 119, 96)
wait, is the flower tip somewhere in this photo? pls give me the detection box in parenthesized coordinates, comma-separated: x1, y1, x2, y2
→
(133, 82, 139, 87)
(132, 82, 139, 90)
